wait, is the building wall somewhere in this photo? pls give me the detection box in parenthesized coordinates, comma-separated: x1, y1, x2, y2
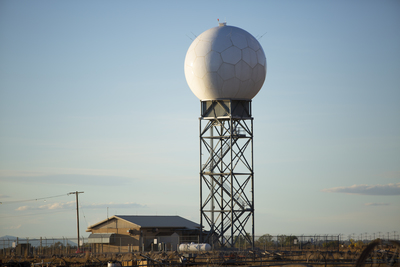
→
(91, 234, 139, 253)
(89, 218, 142, 252)
(88, 218, 199, 252)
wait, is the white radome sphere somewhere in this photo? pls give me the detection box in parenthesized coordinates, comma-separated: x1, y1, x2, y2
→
(184, 23, 267, 100)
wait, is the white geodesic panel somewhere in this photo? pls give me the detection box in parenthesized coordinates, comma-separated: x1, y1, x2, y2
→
(184, 24, 267, 100)
(195, 40, 212, 57)
(256, 49, 266, 66)
(222, 77, 241, 97)
(242, 47, 258, 68)
(205, 50, 223, 72)
(247, 35, 261, 51)
(231, 33, 248, 49)
(221, 46, 242, 65)
(203, 72, 224, 91)
(236, 80, 255, 99)
(208, 27, 233, 52)
(252, 64, 266, 83)
(235, 60, 252, 82)
(218, 63, 235, 80)
(193, 57, 207, 78)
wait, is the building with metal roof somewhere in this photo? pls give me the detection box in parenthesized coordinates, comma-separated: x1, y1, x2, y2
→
(86, 215, 201, 252)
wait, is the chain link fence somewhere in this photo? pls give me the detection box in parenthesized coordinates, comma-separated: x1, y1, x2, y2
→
(1, 234, 398, 256)
(0, 237, 86, 257)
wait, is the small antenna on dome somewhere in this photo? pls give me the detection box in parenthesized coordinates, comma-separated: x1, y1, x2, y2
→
(185, 31, 198, 41)
(257, 31, 268, 40)
(185, 34, 193, 41)
(218, 18, 226, 27)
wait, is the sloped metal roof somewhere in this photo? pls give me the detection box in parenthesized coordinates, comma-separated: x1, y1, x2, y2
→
(116, 215, 200, 229)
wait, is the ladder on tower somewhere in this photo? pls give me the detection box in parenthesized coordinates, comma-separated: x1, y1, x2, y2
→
(202, 127, 245, 172)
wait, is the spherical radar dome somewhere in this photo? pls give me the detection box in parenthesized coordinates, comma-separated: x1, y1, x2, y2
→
(184, 23, 267, 101)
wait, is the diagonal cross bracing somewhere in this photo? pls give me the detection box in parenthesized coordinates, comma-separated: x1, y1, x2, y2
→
(199, 101, 255, 249)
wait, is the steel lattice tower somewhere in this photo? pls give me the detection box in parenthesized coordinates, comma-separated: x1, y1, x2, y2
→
(199, 100, 254, 248)
(184, 22, 266, 249)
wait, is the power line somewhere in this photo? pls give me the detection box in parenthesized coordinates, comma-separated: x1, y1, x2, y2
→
(0, 193, 69, 204)
(78, 198, 89, 227)
(0, 208, 75, 219)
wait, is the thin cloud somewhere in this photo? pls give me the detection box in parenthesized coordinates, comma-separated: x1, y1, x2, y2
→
(39, 201, 75, 210)
(84, 202, 146, 209)
(365, 203, 390, 206)
(4, 224, 21, 230)
(321, 183, 400, 196)
(15, 201, 145, 211)
(16, 201, 75, 211)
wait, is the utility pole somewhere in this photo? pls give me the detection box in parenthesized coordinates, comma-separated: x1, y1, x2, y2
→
(69, 191, 84, 252)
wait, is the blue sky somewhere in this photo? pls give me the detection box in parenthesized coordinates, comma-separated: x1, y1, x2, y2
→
(0, 0, 399, 239)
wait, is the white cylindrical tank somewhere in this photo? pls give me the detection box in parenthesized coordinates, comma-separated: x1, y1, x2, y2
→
(107, 262, 121, 267)
(184, 22, 267, 101)
(179, 242, 211, 252)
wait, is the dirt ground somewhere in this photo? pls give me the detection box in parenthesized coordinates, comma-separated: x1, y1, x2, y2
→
(0, 246, 399, 267)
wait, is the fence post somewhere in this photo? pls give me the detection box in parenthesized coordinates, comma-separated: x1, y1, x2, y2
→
(300, 235, 302, 251)
(314, 235, 316, 250)
(264, 238, 266, 251)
